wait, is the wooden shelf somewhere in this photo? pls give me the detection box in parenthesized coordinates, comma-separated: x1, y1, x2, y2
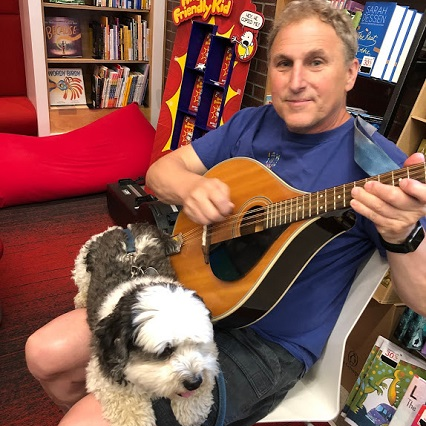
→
(43, 3, 149, 13)
(49, 105, 150, 134)
(20, 0, 165, 135)
(396, 79, 426, 155)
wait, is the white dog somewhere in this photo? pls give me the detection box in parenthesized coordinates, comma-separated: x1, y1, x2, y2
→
(73, 223, 219, 426)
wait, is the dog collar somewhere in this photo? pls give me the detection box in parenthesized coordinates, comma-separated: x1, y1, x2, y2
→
(123, 228, 136, 254)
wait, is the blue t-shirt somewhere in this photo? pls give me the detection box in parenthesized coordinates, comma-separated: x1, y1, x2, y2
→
(191, 104, 407, 370)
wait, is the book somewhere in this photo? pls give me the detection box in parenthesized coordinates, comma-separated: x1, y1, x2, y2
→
(344, 336, 426, 426)
(45, 16, 83, 58)
(412, 404, 426, 426)
(345, 0, 365, 12)
(389, 375, 426, 426)
(370, 4, 408, 79)
(356, 2, 401, 77)
(47, 68, 87, 106)
(391, 12, 423, 83)
(382, 9, 417, 82)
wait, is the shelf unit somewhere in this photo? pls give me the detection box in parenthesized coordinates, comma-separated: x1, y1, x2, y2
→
(396, 78, 426, 154)
(19, 0, 165, 135)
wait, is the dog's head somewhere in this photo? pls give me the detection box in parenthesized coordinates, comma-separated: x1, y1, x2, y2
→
(93, 280, 218, 398)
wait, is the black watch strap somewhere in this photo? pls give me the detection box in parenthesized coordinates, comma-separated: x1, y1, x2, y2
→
(379, 221, 425, 253)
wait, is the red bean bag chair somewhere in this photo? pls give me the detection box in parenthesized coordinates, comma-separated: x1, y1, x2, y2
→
(0, 103, 155, 208)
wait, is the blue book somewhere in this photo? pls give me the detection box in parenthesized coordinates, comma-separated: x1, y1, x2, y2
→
(356, 2, 400, 77)
(382, 9, 417, 81)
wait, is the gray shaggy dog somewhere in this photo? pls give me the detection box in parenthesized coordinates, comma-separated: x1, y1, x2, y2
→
(73, 222, 219, 426)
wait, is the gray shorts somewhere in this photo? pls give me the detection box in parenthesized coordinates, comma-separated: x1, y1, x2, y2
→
(153, 327, 305, 426)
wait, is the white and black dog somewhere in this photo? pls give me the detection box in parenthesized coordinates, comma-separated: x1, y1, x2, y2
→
(73, 222, 219, 426)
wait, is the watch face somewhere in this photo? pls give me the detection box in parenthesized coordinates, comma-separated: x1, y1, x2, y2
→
(408, 224, 425, 252)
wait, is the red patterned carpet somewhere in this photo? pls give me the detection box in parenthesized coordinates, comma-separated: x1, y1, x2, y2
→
(0, 193, 114, 425)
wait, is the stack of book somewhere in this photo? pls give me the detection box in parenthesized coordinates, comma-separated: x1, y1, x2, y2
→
(91, 63, 149, 108)
(90, 14, 148, 61)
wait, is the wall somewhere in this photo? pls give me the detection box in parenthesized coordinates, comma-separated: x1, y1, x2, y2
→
(164, 1, 278, 109)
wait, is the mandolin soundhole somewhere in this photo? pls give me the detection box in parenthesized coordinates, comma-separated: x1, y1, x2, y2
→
(209, 206, 287, 281)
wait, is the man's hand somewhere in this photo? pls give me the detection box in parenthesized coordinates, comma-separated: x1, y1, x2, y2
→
(182, 176, 235, 225)
(350, 153, 426, 243)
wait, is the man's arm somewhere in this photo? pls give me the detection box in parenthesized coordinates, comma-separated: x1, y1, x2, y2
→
(146, 145, 234, 225)
(350, 153, 426, 316)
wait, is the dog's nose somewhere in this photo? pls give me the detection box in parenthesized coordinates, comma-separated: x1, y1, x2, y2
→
(183, 376, 203, 391)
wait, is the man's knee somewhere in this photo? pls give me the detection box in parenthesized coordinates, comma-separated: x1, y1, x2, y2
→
(25, 330, 65, 380)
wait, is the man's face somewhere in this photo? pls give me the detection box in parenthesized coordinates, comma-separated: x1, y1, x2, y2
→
(269, 17, 359, 134)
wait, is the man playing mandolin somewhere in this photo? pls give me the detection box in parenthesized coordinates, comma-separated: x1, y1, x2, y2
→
(26, 0, 426, 425)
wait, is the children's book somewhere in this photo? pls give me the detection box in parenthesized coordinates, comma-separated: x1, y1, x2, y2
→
(356, 2, 401, 77)
(47, 68, 87, 106)
(389, 375, 426, 426)
(344, 336, 426, 426)
(45, 16, 83, 58)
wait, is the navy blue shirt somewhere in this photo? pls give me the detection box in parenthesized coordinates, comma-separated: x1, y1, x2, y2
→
(191, 105, 407, 369)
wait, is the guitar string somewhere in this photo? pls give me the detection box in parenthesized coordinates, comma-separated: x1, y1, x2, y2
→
(176, 165, 426, 245)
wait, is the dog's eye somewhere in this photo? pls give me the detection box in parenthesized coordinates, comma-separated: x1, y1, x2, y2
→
(158, 344, 175, 359)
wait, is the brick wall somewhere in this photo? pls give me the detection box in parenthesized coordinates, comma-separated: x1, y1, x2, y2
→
(164, 1, 278, 109)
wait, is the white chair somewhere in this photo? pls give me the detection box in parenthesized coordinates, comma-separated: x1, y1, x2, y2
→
(258, 250, 389, 423)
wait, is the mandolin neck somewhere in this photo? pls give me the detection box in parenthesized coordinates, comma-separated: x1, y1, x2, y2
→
(265, 163, 426, 228)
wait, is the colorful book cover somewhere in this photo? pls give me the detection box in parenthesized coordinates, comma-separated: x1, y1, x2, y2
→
(45, 16, 83, 58)
(342, 335, 385, 417)
(47, 68, 87, 106)
(389, 375, 426, 426)
(195, 33, 212, 72)
(345, 0, 365, 12)
(218, 46, 233, 86)
(370, 4, 408, 79)
(207, 90, 223, 129)
(188, 75, 204, 113)
(344, 337, 426, 426)
(356, 2, 399, 77)
(178, 115, 195, 148)
(412, 404, 426, 426)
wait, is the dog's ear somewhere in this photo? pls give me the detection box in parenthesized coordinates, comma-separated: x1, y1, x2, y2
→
(94, 298, 135, 384)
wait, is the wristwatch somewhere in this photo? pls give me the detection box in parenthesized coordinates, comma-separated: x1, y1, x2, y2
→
(379, 221, 425, 253)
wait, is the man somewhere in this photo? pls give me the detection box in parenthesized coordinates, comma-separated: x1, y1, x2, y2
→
(26, 1, 426, 425)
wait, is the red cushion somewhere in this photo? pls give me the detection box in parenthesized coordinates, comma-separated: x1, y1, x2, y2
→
(0, 97, 37, 136)
(0, 13, 27, 96)
(0, 103, 155, 208)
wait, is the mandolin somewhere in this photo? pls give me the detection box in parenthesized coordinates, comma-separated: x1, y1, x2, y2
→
(170, 157, 425, 328)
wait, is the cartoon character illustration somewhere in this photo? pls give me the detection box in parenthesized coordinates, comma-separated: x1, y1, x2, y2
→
(366, 403, 395, 425)
(231, 30, 256, 62)
(48, 76, 84, 101)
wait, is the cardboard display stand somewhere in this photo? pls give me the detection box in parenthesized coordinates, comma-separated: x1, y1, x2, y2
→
(150, 0, 264, 165)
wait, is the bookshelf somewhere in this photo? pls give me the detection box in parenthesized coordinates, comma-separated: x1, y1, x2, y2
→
(19, 0, 165, 135)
